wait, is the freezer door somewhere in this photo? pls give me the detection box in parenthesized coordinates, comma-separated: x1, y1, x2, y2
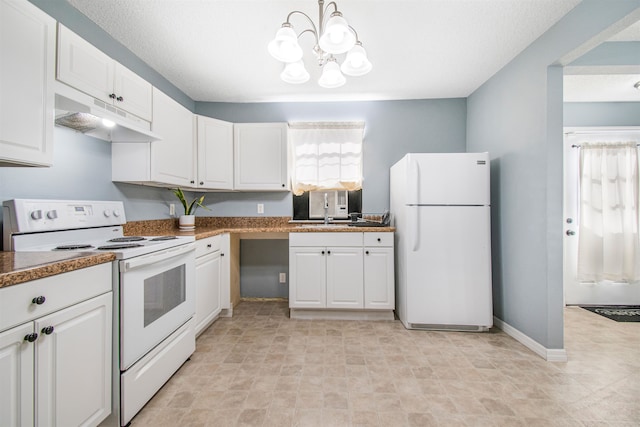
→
(405, 205, 492, 327)
(406, 153, 490, 206)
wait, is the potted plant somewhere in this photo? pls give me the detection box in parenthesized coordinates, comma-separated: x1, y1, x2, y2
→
(172, 188, 210, 230)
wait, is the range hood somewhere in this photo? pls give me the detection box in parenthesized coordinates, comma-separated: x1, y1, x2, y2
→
(54, 82, 162, 142)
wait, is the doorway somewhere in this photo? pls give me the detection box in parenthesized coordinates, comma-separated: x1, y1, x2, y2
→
(563, 127, 640, 305)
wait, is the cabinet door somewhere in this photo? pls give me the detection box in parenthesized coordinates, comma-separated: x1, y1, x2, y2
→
(0, 0, 55, 167)
(35, 293, 112, 427)
(197, 116, 234, 190)
(56, 24, 114, 105)
(289, 247, 326, 308)
(220, 234, 231, 310)
(195, 251, 222, 336)
(150, 88, 195, 187)
(364, 247, 395, 309)
(0, 323, 34, 427)
(326, 247, 364, 309)
(114, 62, 152, 121)
(234, 123, 288, 191)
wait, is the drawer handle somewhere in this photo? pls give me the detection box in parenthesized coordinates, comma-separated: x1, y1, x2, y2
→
(41, 326, 54, 335)
(24, 333, 38, 343)
(32, 296, 46, 305)
(221, 253, 225, 256)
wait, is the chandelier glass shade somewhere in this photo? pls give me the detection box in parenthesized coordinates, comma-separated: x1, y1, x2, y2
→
(268, 0, 371, 88)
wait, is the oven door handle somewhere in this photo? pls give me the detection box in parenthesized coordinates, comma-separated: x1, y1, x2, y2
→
(123, 243, 195, 271)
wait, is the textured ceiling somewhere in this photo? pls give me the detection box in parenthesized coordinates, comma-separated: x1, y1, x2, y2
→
(66, 0, 585, 103)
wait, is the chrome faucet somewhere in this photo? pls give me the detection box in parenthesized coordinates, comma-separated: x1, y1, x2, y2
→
(324, 192, 329, 224)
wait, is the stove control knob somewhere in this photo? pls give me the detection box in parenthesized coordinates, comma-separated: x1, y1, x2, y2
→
(46, 210, 58, 220)
(31, 210, 43, 220)
(113, 210, 121, 217)
(103, 210, 111, 217)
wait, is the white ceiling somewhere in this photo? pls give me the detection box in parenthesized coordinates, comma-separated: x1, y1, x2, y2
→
(64, 0, 637, 104)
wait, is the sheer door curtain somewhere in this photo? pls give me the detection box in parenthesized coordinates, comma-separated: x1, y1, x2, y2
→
(578, 142, 640, 282)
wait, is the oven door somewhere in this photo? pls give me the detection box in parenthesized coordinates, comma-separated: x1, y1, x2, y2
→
(119, 243, 195, 370)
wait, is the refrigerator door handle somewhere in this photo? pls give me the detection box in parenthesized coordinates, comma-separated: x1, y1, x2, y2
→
(410, 207, 419, 251)
(409, 156, 420, 204)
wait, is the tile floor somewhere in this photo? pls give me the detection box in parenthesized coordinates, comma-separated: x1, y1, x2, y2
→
(130, 301, 639, 426)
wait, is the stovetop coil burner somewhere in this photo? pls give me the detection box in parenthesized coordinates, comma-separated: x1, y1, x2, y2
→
(150, 236, 178, 241)
(54, 244, 94, 250)
(97, 243, 144, 250)
(109, 236, 146, 242)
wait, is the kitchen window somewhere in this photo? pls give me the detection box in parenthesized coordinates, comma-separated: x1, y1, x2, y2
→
(288, 122, 364, 196)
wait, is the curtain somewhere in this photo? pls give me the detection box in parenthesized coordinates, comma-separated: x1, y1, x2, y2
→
(577, 142, 640, 282)
(288, 122, 364, 196)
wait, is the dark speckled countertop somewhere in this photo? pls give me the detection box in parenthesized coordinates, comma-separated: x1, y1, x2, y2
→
(0, 252, 116, 288)
(1, 217, 393, 288)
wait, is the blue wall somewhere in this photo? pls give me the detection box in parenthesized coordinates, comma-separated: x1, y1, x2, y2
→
(564, 102, 640, 127)
(466, 0, 640, 350)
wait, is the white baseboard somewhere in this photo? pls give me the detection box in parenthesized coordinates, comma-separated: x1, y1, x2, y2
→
(493, 316, 568, 362)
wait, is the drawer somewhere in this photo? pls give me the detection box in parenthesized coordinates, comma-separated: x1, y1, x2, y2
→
(0, 263, 112, 332)
(290, 232, 363, 247)
(363, 232, 394, 247)
(195, 235, 221, 258)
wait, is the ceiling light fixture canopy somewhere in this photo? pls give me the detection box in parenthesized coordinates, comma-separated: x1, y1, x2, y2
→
(268, 0, 371, 88)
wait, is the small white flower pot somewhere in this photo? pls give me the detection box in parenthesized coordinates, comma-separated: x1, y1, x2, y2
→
(179, 214, 195, 230)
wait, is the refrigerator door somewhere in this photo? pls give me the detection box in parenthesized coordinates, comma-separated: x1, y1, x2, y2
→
(405, 205, 492, 327)
(406, 153, 490, 206)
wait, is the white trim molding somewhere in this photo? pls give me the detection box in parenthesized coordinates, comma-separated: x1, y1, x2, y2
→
(493, 316, 568, 362)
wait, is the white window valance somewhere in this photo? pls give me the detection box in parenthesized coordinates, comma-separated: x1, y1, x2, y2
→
(288, 121, 364, 196)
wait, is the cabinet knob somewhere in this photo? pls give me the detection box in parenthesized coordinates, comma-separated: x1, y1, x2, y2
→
(190, 180, 195, 184)
(281, 184, 285, 187)
(327, 250, 331, 255)
(377, 238, 381, 242)
(321, 250, 325, 255)
(207, 244, 212, 248)
(366, 250, 370, 255)
(200, 182, 204, 185)
(109, 93, 116, 99)
(116, 96, 124, 102)
(32, 296, 46, 305)
(221, 253, 225, 256)
(24, 333, 38, 343)
(41, 326, 54, 335)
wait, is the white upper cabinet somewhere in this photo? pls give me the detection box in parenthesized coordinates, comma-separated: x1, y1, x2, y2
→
(196, 115, 234, 190)
(57, 24, 152, 121)
(149, 87, 195, 186)
(0, 0, 55, 167)
(234, 123, 289, 191)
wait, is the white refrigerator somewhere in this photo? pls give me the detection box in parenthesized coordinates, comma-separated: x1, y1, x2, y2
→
(390, 152, 493, 331)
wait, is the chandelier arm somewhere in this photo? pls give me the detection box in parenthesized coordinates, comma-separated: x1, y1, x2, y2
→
(348, 25, 360, 43)
(320, 1, 340, 32)
(286, 10, 320, 43)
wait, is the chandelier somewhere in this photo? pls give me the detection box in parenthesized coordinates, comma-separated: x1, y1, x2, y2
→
(267, 0, 372, 88)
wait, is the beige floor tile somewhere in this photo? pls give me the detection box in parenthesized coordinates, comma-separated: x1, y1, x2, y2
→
(128, 301, 638, 427)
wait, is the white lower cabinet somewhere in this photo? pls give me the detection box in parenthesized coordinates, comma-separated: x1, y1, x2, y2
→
(289, 232, 394, 314)
(0, 263, 112, 427)
(194, 234, 230, 335)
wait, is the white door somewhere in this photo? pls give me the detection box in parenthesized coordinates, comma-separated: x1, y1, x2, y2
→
(0, 0, 55, 167)
(56, 24, 114, 104)
(364, 247, 395, 309)
(195, 251, 222, 336)
(563, 130, 640, 305)
(150, 88, 195, 187)
(289, 247, 326, 308)
(35, 293, 112, 427)
(197, 116, 234, 190)
(0, 323, 34, 427)
(326, 247, 363, 309)
(406, 205, 493, 326)
(113, 62, 152, 121)
(234, 123, 288, 190)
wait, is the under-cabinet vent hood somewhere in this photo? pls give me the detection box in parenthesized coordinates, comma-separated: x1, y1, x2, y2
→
(54, 82, 162, 142)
